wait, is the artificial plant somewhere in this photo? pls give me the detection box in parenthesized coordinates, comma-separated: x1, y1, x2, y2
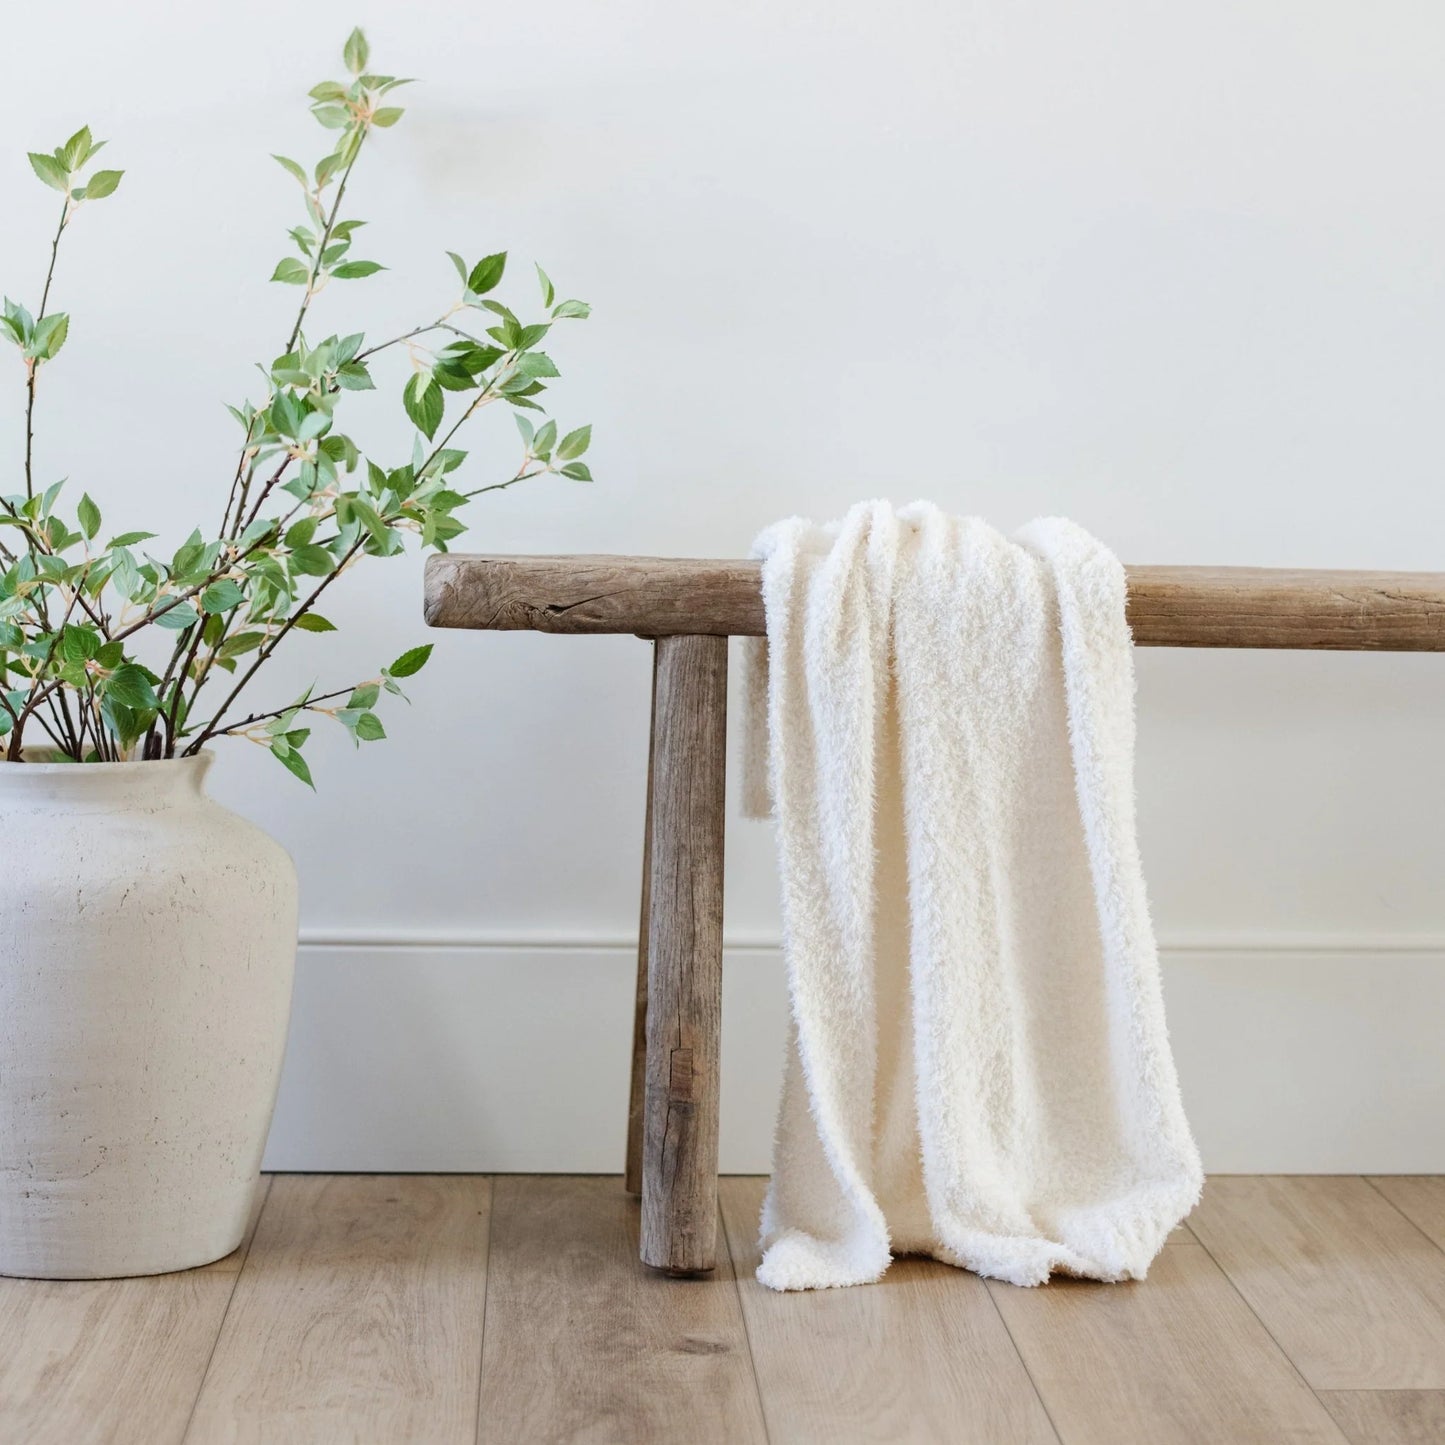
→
(0, 27, 592, 783)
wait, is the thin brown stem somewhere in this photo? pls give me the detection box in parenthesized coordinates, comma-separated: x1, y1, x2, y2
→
(25, 199, 69, 503)
(185, 538, 363, 753)
(202, 683, 359, 740)
(285, 135, 366, 356)
(5, 586, 80, 760)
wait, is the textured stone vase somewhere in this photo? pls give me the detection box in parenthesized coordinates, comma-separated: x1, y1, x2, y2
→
(0, 753, 297, 1278)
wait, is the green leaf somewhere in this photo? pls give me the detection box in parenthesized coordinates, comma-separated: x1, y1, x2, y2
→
(446, 251, 469, 285)
(154, 602, 199, 630)
(349, 682, 380, 709)
(467, 252, 506, 295)
(552, 299, 591, 320)
(353, 711, 386, 741)
(513, 351, 559, 379)
(284, 517, 317, 548)
(343, 26, 370, 75)
(330, 260, 384, 279)
(30, 313, 68, 360)
(388, 643, 433, 678)
(560, 462, 593, 481)
(311, 104, 351, 129)
(289, 544, 335, 577)
(106, 663, 159, 709)
(314, 150, 344, 186)
(271, 257, 310, 285)
(77, 493, 101, 539)
(3, 297, 35, 344)
(432, 362, 474, 392)
(220, 630, 266, 658)
(82, 168, 122, 199)
(62, 126, 92, 170)
(308, 81, 349, 102)
(273, 153, 310, 186)
(532, 419, 557, 457)
(28, 152, 68, 191)
(292, 612, 337, 632)
(456, 344, 503, 375)
(269, 389, 306, 437)
(106, 530, 155, 547)
(402, 372, 444, 439)
(59, 624, 101, 663)
(334, 361, 374, 390)
(272, 739, 315, 788)
(535, 264, 555, 306)
(371, 107, 404, 127)
(201, 579, 245, 614)
(556, 424, 591, 461)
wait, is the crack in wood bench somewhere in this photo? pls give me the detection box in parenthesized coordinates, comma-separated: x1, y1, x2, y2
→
(424, 554, 1445, 1274)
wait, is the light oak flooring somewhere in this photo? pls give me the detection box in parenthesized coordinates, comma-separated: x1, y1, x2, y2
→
(1, 1175, 1442, 1444)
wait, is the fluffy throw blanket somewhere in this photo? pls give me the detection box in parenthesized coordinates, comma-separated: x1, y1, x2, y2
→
(741, 501, 1202, 1291)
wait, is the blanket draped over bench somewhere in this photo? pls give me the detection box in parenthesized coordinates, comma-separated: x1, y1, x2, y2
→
(741, 501, 1203, 1291)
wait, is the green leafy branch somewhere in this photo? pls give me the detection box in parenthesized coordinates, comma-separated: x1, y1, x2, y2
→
(0, 28, 594, 780)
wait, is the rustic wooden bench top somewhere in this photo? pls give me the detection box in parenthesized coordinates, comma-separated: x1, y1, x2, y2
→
(425, 555, 1445, 650)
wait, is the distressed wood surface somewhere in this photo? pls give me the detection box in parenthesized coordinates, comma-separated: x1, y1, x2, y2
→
(426, 554, 1445, 650)
(1189, 1176, 1445, 1389)
(477, 1177, 765, 1444)
(625, 641, 660, 1197)
(640, 634, 728, 1273)
(0, 1177, 268, 1445)
(184, 1175, 490, 1445)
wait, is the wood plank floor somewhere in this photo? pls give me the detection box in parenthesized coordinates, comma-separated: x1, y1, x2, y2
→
(0, 1175, 1440, 1444)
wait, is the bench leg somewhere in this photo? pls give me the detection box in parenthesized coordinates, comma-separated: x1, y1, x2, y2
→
(639, 633, 727, 1274)
(624, 642, 658, 1197)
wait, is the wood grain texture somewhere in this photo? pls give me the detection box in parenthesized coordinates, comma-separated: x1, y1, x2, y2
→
(625, 641, 659, 1197)
(987, 1243, 1345, 1445)
(720, 1177, 1057, 1444)
(477, 1176, 765, 1445)
(425, 554, 1445, 650)
(0, 1175, 269, 1445)
(640, 634, 728, 1273)
(184, 1175, 489, 1445)
(1368, 1176, 1445, 1251)
(1318, 1391, 1445, 1445)
(1188, 1176, 1445, 1389)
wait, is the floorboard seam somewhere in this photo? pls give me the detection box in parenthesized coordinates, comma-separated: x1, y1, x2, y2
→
(1188, 1191, 1352, 1442)
(176, 1174, 274, 1445)
(717, 1192, 773, 1445)
(979, 1283, 1066, 1445)
(474, 1175, 499, 1445)
(1359, 1177, 1445, 1261)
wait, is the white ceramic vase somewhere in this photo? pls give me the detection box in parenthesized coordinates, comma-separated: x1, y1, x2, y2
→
(0, 753, 297, 1278)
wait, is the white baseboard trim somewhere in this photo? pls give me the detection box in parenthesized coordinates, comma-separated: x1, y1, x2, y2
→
(295, 927, 1445, 956)
(263, 934, 1445, 1176)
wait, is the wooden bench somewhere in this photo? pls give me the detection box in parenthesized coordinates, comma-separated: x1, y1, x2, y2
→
(424, 555, 1445, 1273)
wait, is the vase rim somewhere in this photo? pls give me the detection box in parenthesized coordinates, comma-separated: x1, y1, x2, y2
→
(0, 750, 213, 772)
(0, 749, 216, 806)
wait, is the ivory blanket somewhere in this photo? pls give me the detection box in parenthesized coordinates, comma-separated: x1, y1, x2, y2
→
(741, 501, 1202, 1291)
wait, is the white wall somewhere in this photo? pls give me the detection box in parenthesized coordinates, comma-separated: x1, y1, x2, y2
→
(4, 1, 1443, 1171)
